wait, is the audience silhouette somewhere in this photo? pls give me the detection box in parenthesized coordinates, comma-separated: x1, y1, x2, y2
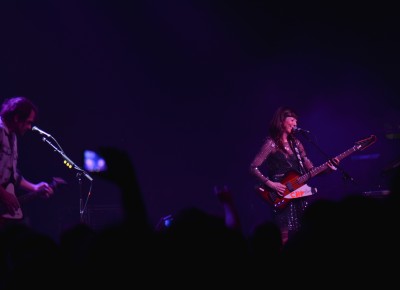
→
(0, 147, 398, 288)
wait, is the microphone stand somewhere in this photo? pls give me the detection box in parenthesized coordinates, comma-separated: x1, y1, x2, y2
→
(39, 136, 93, 223)
(298, 131, 355, 183)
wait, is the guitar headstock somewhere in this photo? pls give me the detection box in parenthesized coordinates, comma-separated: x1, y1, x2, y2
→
(355, 135, 377, 151)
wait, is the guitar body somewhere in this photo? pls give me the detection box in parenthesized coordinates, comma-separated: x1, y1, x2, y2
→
(256, 171, 315, 210)
(0, 177, 67, 220)
(255, 135, 377, 211)
(1, 183, 23, 219)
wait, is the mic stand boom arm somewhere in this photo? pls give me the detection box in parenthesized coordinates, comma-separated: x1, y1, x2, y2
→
(41, 137, 93, 182)
(40, 136, 93, 221)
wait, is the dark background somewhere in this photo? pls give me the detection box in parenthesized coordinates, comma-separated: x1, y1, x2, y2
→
(1, 0, 399, 239)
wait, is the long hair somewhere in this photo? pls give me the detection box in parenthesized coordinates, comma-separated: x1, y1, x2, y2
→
(268, 106, 298, 151)
(0, 96, 38, 123)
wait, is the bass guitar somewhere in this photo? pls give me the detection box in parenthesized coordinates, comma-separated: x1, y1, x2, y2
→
(0, 177, 67, 219)
(255, 135, 377, 210)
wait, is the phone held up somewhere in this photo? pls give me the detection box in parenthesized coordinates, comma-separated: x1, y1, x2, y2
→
(83, 150, 108, 173)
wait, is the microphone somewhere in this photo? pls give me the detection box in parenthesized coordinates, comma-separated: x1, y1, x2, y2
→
(32, 126, 52, 138)
(293, 126, 310, 134)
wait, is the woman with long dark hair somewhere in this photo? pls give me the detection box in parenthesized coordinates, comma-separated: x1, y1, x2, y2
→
(250, 106, 338, 244)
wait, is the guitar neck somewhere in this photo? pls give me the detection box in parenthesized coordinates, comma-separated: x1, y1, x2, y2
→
(18, 191, 41, 203)
(298, 145, 360, 184)
(17, 181, 58, 203)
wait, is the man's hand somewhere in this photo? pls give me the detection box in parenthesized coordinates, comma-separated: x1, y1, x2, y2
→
(34, 182, 54, 198)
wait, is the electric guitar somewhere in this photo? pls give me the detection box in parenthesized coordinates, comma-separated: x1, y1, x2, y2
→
(255, 135, 377, 210)
(0, 177, 67, 220)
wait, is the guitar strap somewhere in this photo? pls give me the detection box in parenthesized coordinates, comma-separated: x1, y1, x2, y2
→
(289, 137, 307, 175)
(7, 133, 16, 186)
(1, 132, 20, 193)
